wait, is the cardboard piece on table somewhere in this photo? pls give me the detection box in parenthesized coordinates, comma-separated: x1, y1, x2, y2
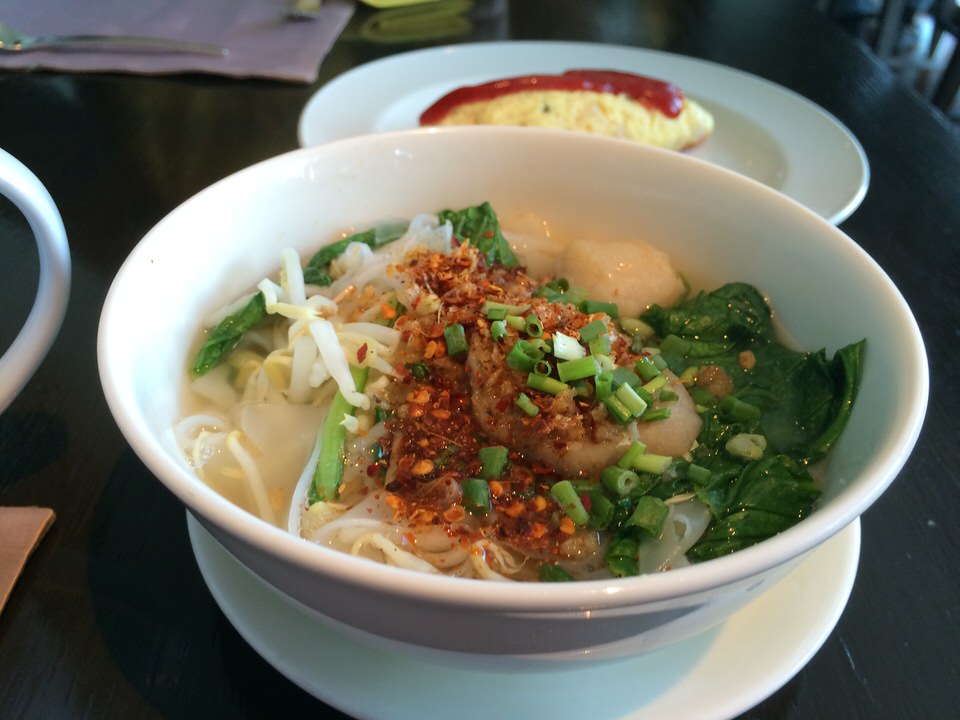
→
(0, 506, 55, 614)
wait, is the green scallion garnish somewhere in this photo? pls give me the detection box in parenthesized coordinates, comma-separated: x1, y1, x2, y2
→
(550, 480, 590, 526)
(515, 392, 539, 417)
(601, 465, 641, 496)
(443, 323, 468, 360)
(634, 356, 661, 382)
(626, 496, 669, 537)
(551, 331, 586, 361)
(506, 339, 543, 372)
(478, 445, 508, 479)
(556, 355, 600, 383)
(525, 313, 543, 338)
(616, 441, 647, 469)
(578, 319, 607, 343)
(579, 299, 619, 318)
(462, 477, 492, 516)
(527, 373, 569, 396)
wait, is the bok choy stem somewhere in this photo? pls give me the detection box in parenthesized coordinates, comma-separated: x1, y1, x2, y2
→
(311, 365, 369, 503)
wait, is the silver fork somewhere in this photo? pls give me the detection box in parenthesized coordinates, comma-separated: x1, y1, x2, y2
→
(0, 21, 226, 56)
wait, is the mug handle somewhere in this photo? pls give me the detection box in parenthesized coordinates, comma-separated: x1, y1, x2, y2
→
(0, 149, 71, 413)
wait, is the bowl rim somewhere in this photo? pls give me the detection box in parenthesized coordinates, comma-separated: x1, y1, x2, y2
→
(98, 126, 929, 611)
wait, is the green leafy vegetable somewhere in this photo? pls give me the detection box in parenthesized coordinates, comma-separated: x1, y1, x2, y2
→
(310, 366, 369, 503)
(191, 292, 267, 377)
(303, 223, 407, 286)
(438, 201, 518, 268)
(638, 282, 866, 561)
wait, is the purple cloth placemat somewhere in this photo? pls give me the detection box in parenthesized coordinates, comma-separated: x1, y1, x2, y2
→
(0, 0, 354, 83)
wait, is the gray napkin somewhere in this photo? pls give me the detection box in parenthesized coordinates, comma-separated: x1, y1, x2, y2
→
(0, 0, 355, 83)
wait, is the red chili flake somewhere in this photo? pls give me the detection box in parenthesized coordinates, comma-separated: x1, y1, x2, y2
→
(579, 493, 592, 512)
(357, 343, 368, 363)
(483, 230, 494, 238)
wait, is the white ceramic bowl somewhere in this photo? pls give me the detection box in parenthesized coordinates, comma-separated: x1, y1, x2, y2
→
(98, 127, 927, 668)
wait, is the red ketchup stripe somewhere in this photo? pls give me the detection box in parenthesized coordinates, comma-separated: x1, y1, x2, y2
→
(419, 69, 685, 125)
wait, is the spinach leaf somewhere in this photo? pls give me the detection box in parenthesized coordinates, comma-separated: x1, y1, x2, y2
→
(303, 222, 407, 286)
(641, 282, 866, 562)
(688, 454, 821, 561)
(438, 201, 518, 268)
(191, 292, 267, 377)
(642, 282, 773, 346)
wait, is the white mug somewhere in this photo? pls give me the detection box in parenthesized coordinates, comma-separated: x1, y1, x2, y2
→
(0, 149, 71, 413)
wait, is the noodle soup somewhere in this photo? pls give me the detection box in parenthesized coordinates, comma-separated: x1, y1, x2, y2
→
(176, 203, 863, 582)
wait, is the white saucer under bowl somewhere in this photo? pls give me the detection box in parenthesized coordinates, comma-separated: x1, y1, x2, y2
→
(188, 513, 860, 720)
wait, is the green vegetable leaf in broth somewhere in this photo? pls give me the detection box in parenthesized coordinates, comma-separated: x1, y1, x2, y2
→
(437, 201, 518, 268)
(191, 292, 267, 377)
(303, 222, 407, 286)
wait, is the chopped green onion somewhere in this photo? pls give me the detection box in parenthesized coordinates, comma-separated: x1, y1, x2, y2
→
(525, 313, 543, 338)
(552, 331, 586, 361)
(601, 465, 641, 496)
(620, 317, 654, 338)
(539, 563, 574, 582)
(533, 278, 571, 302)
(515, 392, 539, 416)
(602, 393, 634, 423)
(616, 441, 647, 469)
(529, 338, 551, 355)
(614, 383, 648, 418)
(586, 491, 615, 530)
(477, 445, 508, 479)
(720, 396, 763, 422)
(550, 480, 590, 526)
(642, 374, 669, 395)
(634, 356, 661, 382)
(557, 355, 600, 383)
(641, 407, 672, 422)
(490, 319, 508, 340)
(726, 433, 767, 461)
(533, 359, 552, 376)
(482, 301, 530, 320)
(595, 371, 614, 401)
(632, 453, 673, 475)
(588, 335, 611, 356)
(651, 353, 669, 371)
(527, 373, 569, 396)
(579, 299, 620, 318)
(605, 537, 640, 577)
(462, 478, 492, 516)
(658, 389, 678, 402)
(443, 323, 468, 359)
(505, 314, 525, 331)
(611, 365, 641, 389)
(627, 496, 669, 537)
(578, 319, 607, 343)
(506, 339, 543, 372)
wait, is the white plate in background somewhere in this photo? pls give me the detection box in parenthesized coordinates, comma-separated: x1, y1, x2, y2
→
(298, 41, 869, 225)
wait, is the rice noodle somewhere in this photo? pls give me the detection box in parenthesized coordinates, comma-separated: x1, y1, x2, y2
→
(224, 431, 277, 526)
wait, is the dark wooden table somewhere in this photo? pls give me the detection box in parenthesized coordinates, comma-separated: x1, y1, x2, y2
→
(2, 1, 958, 718)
